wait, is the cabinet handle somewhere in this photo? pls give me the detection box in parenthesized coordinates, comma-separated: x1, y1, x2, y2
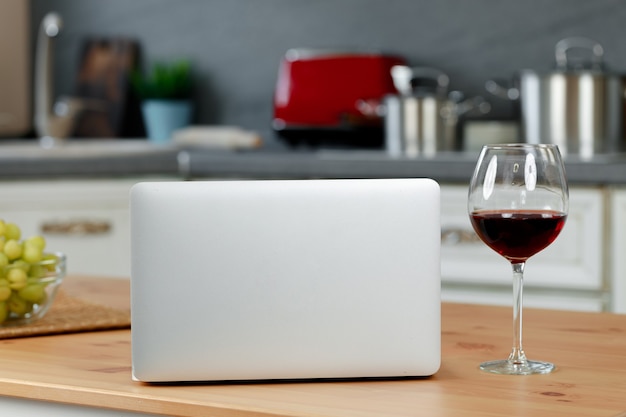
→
(441, 227, 481, 245)
(40, 220, 112, 235)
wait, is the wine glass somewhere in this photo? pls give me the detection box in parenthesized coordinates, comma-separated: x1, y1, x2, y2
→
(468, 144, 568, 375)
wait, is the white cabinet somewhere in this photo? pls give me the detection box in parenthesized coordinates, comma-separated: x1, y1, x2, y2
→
(0, 177, 620, 312)
(0, 178, 173, 278)
(609, 188, 626, 314)
(440, 185, 607, 312)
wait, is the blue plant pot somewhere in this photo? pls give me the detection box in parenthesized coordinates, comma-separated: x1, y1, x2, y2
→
(141, 100, 192, 144)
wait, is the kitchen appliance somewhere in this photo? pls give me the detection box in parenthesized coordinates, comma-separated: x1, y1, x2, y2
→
(384, 66, 490, 157)
(272, 49, 406, 147)
(131, 179, 441, 382)
(486, 37, 625, 159)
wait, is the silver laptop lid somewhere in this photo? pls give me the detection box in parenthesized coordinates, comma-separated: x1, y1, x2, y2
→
(130, 178, 440, 382)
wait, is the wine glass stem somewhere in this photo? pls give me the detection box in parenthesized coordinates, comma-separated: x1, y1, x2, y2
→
(509, 262, 528, 365)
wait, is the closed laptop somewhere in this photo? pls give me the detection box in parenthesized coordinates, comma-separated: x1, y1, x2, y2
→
(130, 178, 441, 382)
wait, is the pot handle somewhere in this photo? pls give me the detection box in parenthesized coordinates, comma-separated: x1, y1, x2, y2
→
(445, 95, 491, 118)
(555, 37, 604, 70)
(391, 66, 449, 96)
(485, 79, 520, 100)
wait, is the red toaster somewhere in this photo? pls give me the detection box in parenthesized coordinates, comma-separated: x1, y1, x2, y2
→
(272, 49, 406, 147)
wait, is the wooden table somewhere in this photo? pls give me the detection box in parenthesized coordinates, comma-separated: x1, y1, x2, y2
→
(1, 276, 625, 417)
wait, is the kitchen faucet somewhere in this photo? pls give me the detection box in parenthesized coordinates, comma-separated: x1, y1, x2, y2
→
(33, 12, 103, 141)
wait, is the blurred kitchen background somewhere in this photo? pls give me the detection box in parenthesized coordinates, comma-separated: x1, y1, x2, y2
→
(7, 0, 624, 149)
(2, 0, 626, 314)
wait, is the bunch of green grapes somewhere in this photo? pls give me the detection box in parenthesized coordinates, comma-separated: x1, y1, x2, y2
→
(0, 220, 59, 324)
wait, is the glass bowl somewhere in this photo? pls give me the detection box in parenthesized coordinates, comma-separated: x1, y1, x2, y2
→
(0, 252, 66, 326)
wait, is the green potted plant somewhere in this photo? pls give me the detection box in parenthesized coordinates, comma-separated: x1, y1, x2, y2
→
(132, 60, 194, 144)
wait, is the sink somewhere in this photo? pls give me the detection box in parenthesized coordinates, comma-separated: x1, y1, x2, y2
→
(0, 139, 177, 159)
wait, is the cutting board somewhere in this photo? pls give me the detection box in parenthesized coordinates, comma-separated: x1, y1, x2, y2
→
(71, 38, 145, 138)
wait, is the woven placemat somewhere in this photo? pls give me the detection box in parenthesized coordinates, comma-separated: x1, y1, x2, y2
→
(0, 290, 130, 339)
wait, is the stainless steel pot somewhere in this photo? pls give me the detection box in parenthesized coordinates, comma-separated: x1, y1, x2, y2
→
(384, 66, 489, 158)
(487, 37, 625, 159)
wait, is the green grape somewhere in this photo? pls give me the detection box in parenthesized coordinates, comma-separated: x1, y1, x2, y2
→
(41, 253, 59, 272)
(28, 264, 47, 279)
(18, 284, 46, 304)
(10, 259, 30, 272)
(22, 244, 43, 264)
(0, 282, 10, 302)
(4, 223, 21, 241)
(4, 239, 23, 261)
(26, 235, 46, 250)
(7, 267, 28, 290)
(8, 292, 32, 316)
(0, 252, 8, 270)
(0, 220, 6, 238)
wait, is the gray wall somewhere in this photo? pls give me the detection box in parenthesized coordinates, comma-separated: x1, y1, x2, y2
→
(31, 0, 626, 148)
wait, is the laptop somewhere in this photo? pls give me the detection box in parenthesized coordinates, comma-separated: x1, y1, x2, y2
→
(130, 178, 441, 382)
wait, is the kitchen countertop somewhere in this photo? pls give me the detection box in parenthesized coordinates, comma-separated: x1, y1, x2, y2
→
(2, 139, 626, 185)
(184, 148, 626, 185)
(0, 139, 180, 178)
(0, 276, 625, 416)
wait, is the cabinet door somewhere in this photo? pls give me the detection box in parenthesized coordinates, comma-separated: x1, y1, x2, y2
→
(0, 179, 141, 278)
(441, 185, 605, 291)
(610, 189, 626, 313)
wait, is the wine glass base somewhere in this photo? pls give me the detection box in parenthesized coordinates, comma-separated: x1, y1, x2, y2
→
(480, 359, 555, 375)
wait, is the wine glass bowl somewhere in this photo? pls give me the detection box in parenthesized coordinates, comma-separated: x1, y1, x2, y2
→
(468, 144, 568, 375)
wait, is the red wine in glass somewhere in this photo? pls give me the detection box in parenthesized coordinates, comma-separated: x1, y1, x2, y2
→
(470, 210, 567, 264)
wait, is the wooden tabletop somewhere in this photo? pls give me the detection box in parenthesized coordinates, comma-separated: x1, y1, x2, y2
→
(1, 276, 625, 417)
